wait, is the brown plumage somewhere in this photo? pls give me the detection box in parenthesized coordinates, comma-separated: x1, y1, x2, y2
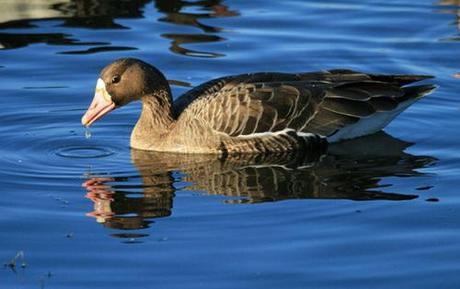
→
(81, 58, 435, 154)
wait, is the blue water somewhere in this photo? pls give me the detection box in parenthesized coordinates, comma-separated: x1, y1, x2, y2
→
(1, 0, 459, 288)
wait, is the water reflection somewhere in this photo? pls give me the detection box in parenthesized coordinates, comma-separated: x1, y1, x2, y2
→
(438, 0, 460, 29)
(55, 0, 151, 29)
(437, 0, 460, 77)
(0, 0, 151, 28)
(155, 0, 239, 33)
(0, 0, 237, 57)
(0, 0, 151, 50)
(438, 0, 460, 43)
(83, 132, 436, 235)
(156, 0, 238, 57)
(162, 33, 224, 57)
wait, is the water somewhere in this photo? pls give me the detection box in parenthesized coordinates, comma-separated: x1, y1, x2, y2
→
(0, 0, 459, 288)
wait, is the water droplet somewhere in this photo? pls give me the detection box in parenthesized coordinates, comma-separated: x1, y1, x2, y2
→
(85, 128, 91, 139)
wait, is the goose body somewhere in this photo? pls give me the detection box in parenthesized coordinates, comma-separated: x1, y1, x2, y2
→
(81, 58, 435, 154)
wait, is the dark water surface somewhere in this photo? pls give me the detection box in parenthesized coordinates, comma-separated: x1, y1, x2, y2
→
(1, 0, 459, 288)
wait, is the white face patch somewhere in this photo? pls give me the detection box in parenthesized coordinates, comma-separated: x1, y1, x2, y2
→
(96, 78, 112, 102)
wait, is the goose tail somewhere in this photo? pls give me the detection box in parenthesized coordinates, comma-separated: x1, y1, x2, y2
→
(400, 84, 437, 103)
(327, 83, 436, 143)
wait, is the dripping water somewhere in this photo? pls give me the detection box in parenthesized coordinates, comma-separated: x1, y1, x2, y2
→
(85, 127, 92, 139)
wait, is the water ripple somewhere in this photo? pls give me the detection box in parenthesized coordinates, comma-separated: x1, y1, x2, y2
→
(55, 146, 114, 159)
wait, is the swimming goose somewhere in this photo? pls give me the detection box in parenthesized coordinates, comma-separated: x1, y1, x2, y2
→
(81, 58, 435, 154)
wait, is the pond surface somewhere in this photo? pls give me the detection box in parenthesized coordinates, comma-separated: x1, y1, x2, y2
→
(1, 0, 460, 288)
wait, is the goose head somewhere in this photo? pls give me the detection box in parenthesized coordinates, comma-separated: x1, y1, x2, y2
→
(81, 58, 168, 127)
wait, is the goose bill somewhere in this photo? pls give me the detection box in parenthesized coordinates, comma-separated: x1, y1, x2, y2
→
(81, 78, 115, 127)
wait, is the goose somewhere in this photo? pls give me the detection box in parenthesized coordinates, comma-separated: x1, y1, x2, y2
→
(81, 58, 435, 154)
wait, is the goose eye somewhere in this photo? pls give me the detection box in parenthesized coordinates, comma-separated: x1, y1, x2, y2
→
(111, 75, 121, 84)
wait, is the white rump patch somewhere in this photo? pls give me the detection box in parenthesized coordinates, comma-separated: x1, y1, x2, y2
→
(327, 97, 419, 143)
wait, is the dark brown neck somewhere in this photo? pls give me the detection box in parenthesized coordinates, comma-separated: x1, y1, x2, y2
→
(130, 87, 175, 150)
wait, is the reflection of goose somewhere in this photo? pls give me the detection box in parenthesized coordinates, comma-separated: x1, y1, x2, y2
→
(83, 132, 436, 231)
(82, 58, 435, 153)
(85, 173, 174, 230)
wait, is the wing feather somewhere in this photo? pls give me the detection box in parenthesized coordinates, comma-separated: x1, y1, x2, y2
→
(175, 70, 432, 139)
